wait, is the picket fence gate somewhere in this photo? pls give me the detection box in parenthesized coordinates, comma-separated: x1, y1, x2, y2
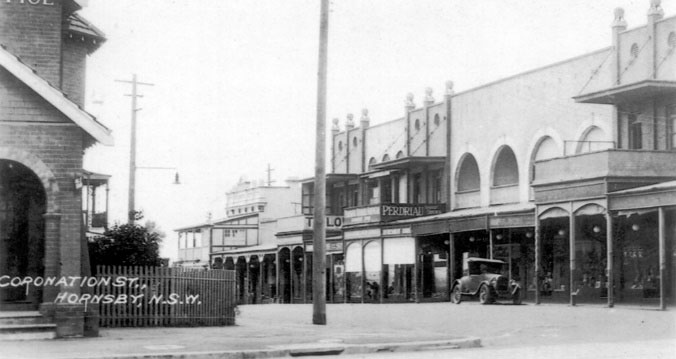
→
(94, 266, 236, 327)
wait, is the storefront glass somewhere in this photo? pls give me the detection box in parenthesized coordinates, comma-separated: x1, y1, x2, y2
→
(345, 242, 363, 302)
(573, 210, 608, 304)
(364, 241, 382, 302)
(615, 211, 660, 306)
(539, 216, 570, 302)
(419, 234, 449, 301)
(383, 237, 414, 302)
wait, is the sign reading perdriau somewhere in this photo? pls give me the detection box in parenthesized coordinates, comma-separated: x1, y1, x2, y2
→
(4, 0, 56, 5)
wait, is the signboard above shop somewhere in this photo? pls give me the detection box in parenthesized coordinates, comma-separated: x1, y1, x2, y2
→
(344, 203, 445, 225)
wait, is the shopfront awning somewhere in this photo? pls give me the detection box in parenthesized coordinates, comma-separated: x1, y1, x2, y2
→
(388, 202, 535, 235)
(609, 180, 676, 211)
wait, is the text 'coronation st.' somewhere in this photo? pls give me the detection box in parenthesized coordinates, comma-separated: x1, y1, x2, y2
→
(4, 0, 55, 5)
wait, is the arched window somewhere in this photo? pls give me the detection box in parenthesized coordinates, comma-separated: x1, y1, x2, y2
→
(530, 136, 559, 181)
(396, 151, 404, 159)
(368, 157, 377, 170)
(492, 146, 518, 187)
(457, 154, 480, 192)
(576, 126, 611, 154)
(433, 114, 440, 126)
(414, 119, 421, 131)
(382, 154, 390, 162)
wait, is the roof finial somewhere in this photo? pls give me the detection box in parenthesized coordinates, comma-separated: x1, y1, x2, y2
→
(405, 93, 415, 111)
(345, 113, 355, 130)
(613, 7, 627, 28)
(360, 108, 370, 128)
(648, 0, 664, 19)
(424, 87, 435, 105)
(332, 117, 340, 132)
(445, 81, 455, 96)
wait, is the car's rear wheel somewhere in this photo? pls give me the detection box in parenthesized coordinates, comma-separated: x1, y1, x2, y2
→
(512, 288, 522, 305)
(479, 285, 492, 305)
(451, 286, 462, 304)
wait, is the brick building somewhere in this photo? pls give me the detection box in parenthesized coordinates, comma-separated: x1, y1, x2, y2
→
(0, 0, 111, 337)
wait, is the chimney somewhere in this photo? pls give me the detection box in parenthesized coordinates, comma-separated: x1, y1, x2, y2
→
(360, 108, 370, 129)
(345, 113, 355, 130)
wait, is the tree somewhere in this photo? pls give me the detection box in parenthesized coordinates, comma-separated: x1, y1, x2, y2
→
(89, 213, 164, 272)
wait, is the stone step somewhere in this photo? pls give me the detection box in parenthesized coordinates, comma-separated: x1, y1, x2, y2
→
(0, 323, 56, 334)
(0, 311, 47, 325)
(0, 312, 55, 341)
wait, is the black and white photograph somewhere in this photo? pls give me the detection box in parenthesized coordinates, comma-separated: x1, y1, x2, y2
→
(1, 1, 675, 358)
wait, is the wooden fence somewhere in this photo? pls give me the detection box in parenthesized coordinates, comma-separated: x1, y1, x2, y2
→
(94, 266, 236, 327)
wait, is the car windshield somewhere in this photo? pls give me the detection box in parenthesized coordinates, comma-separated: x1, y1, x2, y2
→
(469, 261, 504, 275)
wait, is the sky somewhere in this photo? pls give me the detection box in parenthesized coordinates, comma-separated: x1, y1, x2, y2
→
(79, 0, 668, 261)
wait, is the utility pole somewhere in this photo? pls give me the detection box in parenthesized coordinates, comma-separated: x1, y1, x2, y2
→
(312, 0, 329, 325)
(116, 74, 154, 224)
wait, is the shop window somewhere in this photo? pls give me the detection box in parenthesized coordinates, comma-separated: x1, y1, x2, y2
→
(628, 114, 642, 150)
(345, 243, 363, 302)
(383, 237, 415, 302)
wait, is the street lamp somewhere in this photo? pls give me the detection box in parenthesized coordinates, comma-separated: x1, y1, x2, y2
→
(129, 165, 181, 222)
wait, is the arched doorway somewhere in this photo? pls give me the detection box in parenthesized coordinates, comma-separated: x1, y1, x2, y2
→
(0, 160, 46, 309)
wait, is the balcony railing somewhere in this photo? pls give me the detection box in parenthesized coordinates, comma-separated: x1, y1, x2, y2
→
(533, 149, 676, 187)
(563, 140, 615, 156)
(91, 212, 108, 228)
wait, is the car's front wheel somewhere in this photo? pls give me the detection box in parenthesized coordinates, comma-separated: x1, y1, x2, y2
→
(451, 286, 462, 304)
(478, 285, 492, 305)
(512, 288, 522, 305)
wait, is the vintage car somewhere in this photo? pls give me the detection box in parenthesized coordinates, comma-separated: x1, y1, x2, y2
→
(451, 257, 521, 305)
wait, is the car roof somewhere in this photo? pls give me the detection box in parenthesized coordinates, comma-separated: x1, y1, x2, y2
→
(466, 257, 506, 264)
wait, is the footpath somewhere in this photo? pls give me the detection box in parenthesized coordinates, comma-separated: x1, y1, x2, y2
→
(3, 302, 675, 359)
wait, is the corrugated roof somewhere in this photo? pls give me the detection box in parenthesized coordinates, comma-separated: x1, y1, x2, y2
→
(66, 13, 106, 41)
(0, 45, 113, 146)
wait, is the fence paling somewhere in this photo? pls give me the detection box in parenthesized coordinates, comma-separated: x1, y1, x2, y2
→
(95, 265, 235, 327)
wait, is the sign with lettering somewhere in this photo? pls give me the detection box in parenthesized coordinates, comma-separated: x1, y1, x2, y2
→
(382, 227, 411, 237)
(4, 0, 55, 5)
(304, 215, 343, 230)
(343, 205, 381, 225)
(344, 228, 380, 240)
(306, 242, 343, 253)
(344, 204, 446, 225)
